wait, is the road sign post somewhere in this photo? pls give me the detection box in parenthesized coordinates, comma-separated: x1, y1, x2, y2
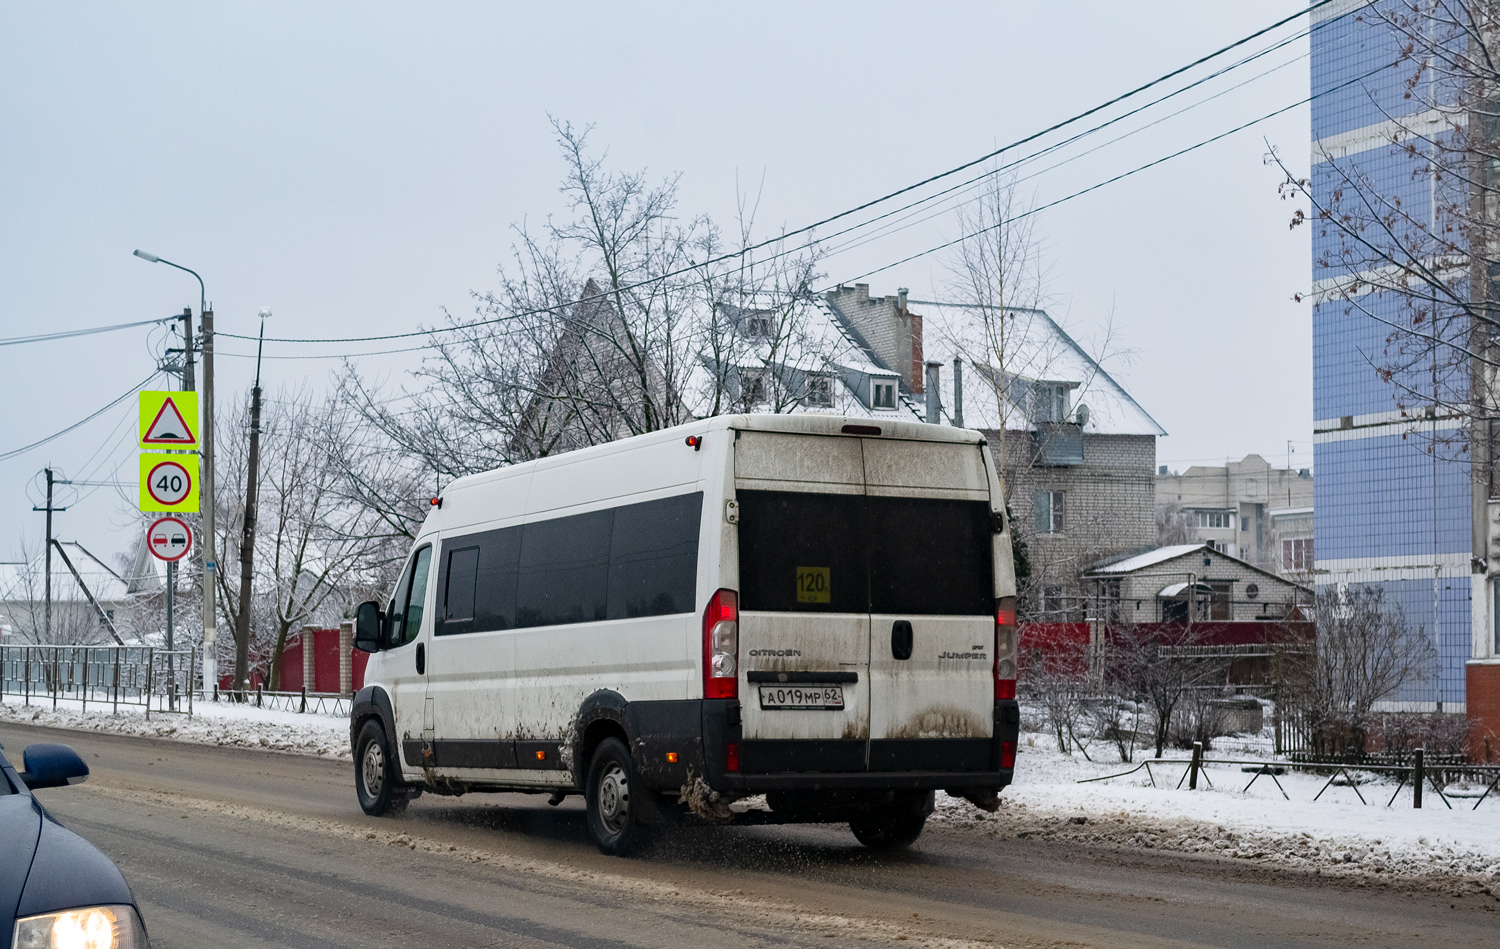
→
(146, 516, 192, 712)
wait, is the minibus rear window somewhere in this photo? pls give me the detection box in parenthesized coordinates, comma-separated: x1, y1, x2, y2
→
(737, 490, 992, 616)
(866, 495, 992, 616)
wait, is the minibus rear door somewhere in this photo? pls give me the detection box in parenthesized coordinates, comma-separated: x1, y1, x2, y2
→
(734, 433, 872, 771)
(861, 439, 996, 771)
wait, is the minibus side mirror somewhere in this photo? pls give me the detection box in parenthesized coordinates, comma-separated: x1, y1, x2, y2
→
(354, 601, 384, 652)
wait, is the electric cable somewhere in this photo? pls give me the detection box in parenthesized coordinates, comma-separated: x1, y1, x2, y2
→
(216, 0, 1339, 347)
(834, 59, 1390, 285)
(0, 371, 160, 463)
(0, 317, 176, 347)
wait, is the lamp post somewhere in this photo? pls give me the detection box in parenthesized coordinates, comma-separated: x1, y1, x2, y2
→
(232, 308, 270, 696)
(134, 250, 218, 698)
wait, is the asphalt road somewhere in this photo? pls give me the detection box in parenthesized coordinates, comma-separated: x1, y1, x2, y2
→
(2, 721, 1495, 949)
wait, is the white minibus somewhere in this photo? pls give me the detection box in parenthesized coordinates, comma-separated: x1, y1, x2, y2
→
(350, 413, 1020, 853)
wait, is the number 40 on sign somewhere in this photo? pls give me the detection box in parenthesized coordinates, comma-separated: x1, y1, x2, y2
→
(139, 453, 199, 513)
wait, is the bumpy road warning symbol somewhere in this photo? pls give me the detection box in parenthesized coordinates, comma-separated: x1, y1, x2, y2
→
(139, 454, 199, 512)
(146, 516, 193, 562)
(139, 391, 198, 448)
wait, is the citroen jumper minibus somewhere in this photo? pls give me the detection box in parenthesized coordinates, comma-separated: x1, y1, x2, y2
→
(351, 413, 1019, 854)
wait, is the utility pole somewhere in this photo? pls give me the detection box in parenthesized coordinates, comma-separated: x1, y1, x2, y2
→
(31, 467, 67, 641)
(202, 308, 216, 695)
(44, 467, 52, 638)
(233, 309, 269, 696)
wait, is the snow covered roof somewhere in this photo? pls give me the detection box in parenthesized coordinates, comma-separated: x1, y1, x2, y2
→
(911, 301, 1166, 437)
(0, 555, 149, 606)
(684, 298, 923, 422)
(1086, 544, 1209, 574)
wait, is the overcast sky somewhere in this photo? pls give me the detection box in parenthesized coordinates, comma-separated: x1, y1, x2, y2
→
(0, 1, 1314, 563)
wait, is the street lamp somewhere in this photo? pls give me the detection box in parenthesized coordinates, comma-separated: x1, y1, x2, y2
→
(134, 249, 218, 698)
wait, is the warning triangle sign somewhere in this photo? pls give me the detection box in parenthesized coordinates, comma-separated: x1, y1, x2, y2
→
(143, 397, 196, 446)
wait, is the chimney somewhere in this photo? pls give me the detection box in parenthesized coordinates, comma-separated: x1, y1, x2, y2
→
(952, 357, 964, 428)
(898, 287, 908, 311)
(925, 361, 942, 423)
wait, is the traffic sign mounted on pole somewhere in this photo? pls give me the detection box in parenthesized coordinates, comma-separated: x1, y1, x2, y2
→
(146, 516, 193, 562)
(139, 391, 198, 448)
(139, 454, 200, 512)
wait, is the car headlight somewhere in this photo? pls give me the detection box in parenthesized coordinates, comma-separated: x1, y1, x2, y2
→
(12, 905, 148, 949)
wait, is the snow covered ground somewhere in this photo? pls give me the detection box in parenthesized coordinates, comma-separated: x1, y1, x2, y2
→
(4, 694, 1499, 895)
(930, 728, 1500, 898)
(0, 692, 350, 759)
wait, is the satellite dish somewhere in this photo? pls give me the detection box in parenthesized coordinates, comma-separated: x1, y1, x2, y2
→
(1075, 403, 1091, 427)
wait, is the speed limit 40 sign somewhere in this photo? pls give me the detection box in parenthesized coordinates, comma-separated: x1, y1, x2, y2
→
(139, 453, 200, 512)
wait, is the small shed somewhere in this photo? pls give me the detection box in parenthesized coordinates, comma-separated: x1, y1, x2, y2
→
(1083, 543, 1313, 626)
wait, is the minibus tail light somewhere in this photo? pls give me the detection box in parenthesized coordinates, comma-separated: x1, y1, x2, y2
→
(703, 589, 739, 700)
(995, 596, 1018, 701)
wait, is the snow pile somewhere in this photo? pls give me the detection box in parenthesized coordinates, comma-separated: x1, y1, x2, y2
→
(0, 693, 350, 759)
(930, 729, 1500, 896)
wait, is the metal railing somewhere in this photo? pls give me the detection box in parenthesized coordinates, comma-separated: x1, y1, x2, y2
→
(0, 645, 196, 718)
(1079, 742, 1500, 811)
(203, 687, 350, 717)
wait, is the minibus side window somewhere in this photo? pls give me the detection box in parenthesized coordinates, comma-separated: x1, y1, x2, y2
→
(516, 510, 612, 627)
(443, 546, 479, 629)
(607, 492, 702, 619)
(386, 562, 414, 647)
(390, 546, 432, 647)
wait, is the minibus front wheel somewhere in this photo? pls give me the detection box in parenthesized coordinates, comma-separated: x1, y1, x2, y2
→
(585, 737, 652, 856)
(355, 719, 408, 817)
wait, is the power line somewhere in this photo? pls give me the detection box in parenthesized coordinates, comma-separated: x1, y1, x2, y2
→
(217, 1, 1337, 348)
(0, 371, 160, 463)
(0, 317, 176, 347)
(835, 59, 1389, 285)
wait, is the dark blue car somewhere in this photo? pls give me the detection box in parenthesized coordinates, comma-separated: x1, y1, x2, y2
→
(1, 740, 150, 949)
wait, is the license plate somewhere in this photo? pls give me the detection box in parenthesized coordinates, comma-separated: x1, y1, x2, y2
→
(758, 684, 844, 710)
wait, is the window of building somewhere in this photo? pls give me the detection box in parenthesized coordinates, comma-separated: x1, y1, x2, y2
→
(1207, 540, 1234, 555)
(1034, 490, 1065, 534)
(1031, 383, 1069, 423)
(1041, 585, 1067, 617)
(871, 380, 897, 410)
(804, 374, 833, 407)
(1195, 510, 1233, 529)
(1281, 537, 1313, 572)
(744, 315, 773, 338)
(741, 370, 768, 406)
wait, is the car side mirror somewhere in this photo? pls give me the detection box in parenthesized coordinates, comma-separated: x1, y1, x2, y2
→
(19, 743, 89, 790)
(354, 601, 384, 653)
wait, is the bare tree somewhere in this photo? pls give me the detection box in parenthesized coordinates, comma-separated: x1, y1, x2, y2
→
(1283, 584, 1437, 756)
(215, 387, 399, 691)
(1109, 623, 1229, 758)
(341, 119, 826, 491)
(1155, 501, 1199, 547)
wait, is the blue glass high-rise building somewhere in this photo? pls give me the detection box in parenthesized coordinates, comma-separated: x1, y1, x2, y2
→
(1310, 1, 1475, 712)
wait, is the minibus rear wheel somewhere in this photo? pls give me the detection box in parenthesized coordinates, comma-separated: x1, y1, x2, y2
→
(355, 719, 408, 816)
(849, 793, 931, 850)
(585, 737, 650, 855)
